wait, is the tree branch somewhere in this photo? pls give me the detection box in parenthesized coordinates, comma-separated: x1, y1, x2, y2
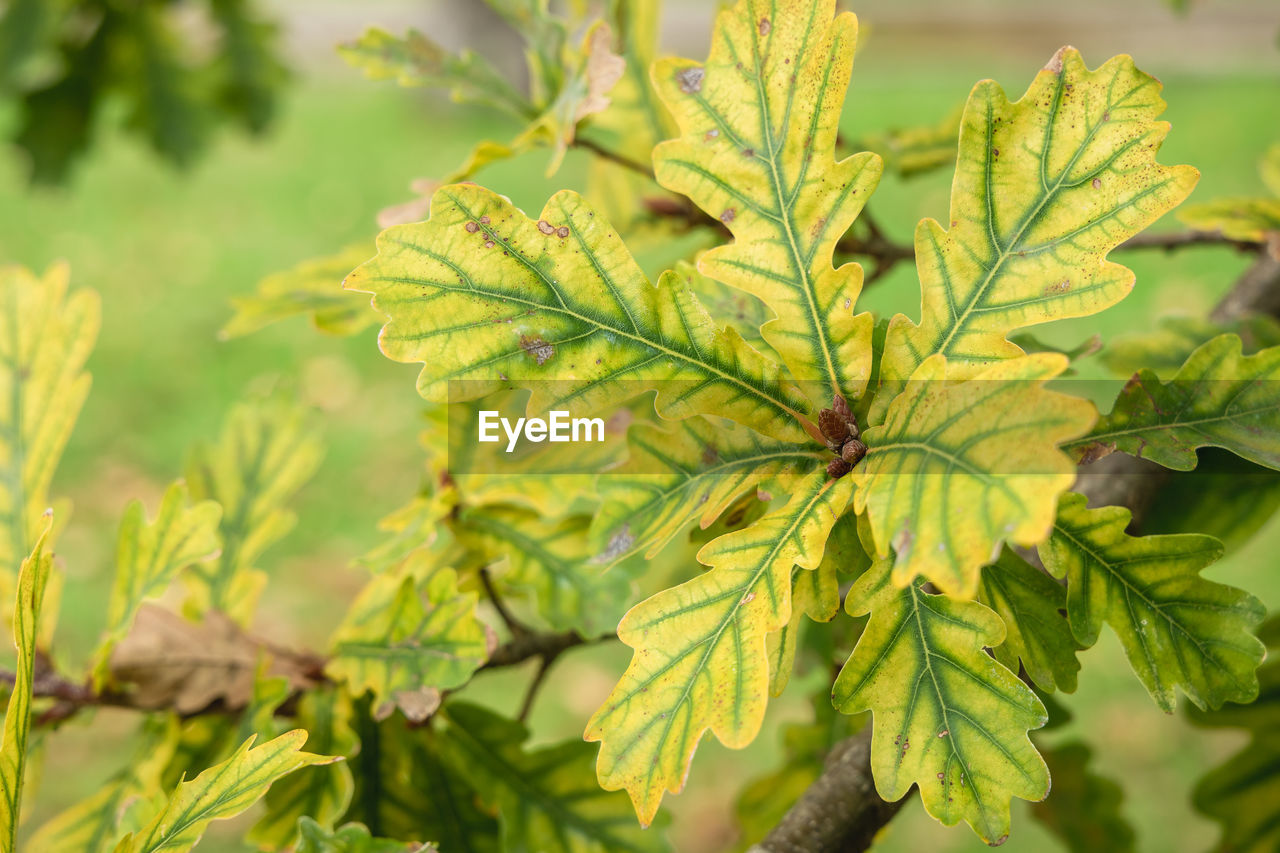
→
(754, 250, 1280, 853)
(749, 728, 904, 853)
(2, 626, 600, 727)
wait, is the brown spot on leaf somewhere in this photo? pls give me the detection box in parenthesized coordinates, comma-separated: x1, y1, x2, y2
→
(519, 336, 555, 365)
(484, 240, 495, 249)
(720, 207, 736, 224)
(1044, 279, 1071, 295)
(556, 226, 570, 238)
(595, 526, 634, 564)
(677, 67, 704, 94)
(1092, 178, 1102, 189)
(742, 148, 754, 157)
(465, 221, 479, 233)
(537, 219, 555, 234)
(1077, 442, 1116, 465)
(758, 17, 771, 36)
(479, 215, 490, 224)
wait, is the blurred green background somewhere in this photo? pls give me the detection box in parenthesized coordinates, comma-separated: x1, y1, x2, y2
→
(0, 0, 1277, 850)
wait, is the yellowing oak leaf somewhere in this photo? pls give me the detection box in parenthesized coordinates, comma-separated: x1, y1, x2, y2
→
(653, 0, 881, 402)
(832, 560, 1050, 845)
(1068, 335, 1280, 472)
(28, 718, 179, 853)
(184, 396, 323, 625)
(92, 481, 222, 689)
(1179, 142, 1280, 245)
(249, 688, 357, 849)
(880, 47, 1198, 388)
(590, 417, 823, 566)
(853, 353, 1095, 598)
(222, 244, 379, 339)
(455, 507, 632, 635)
(346, 184, 813, 443)
(0, 514, 52, 852)
(585, 469, 852, 825)
(113, 730, 333, 853)
(0, 264, 97, 578)
(327, 555, 491, 717)
(1039, 493, 1265, 712)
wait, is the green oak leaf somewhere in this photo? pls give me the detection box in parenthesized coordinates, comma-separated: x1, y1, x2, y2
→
(297, 817, 430, 853)
(441, 702, 668, 852)
(249, 688, 357, 849)
(327, 554, 491, 717)
(853, 352, 1095, 598)
(223, 244, 379, 339)
(857, 106, 963, 179)
(345, 184, 815, 443)
(1141, 449, 1280, 552)
(344, 710, 497, 850)
(653, 0, 882, 401)
(1030, 742, 1136, 853)
(91, 481, 222, 689)
(0, 264, 97, 581)
(1101, 314, 1280, 379)
(978, 547, 1082, 693)
(1187, 615, 1280, 853)
(112, 730, 332, 853)
(590, 416, 823, 566)
(1178, 142, 1280, 242)
(880, 47, 1197, 388)
(0, 515, 52, 852)
(1039, 492, 1265, 711)
(832, 559, 1050, 845)
(183, 395, 323, 625)
(586, 469, 852, 825)
(28, 717, 179, 853)
(455, 506, 631, 635)
(1069, 334, 1280, 471)
(339, 27, 526, 117)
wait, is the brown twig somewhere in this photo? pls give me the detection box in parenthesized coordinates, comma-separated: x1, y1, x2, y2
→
(574, 136, 655, 180)
(479, 566, 531, 638)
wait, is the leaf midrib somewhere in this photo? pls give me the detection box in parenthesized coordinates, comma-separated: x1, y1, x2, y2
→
(613, 477, 833, 787)
(379, 211, 808, 431)
(1049, 520, 1248, 694)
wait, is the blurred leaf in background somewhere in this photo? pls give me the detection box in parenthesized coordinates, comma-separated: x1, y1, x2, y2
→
(0, 0, 288, 184)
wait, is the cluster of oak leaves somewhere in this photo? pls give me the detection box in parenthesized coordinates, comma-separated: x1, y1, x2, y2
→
(4, 0, 1280, 851)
